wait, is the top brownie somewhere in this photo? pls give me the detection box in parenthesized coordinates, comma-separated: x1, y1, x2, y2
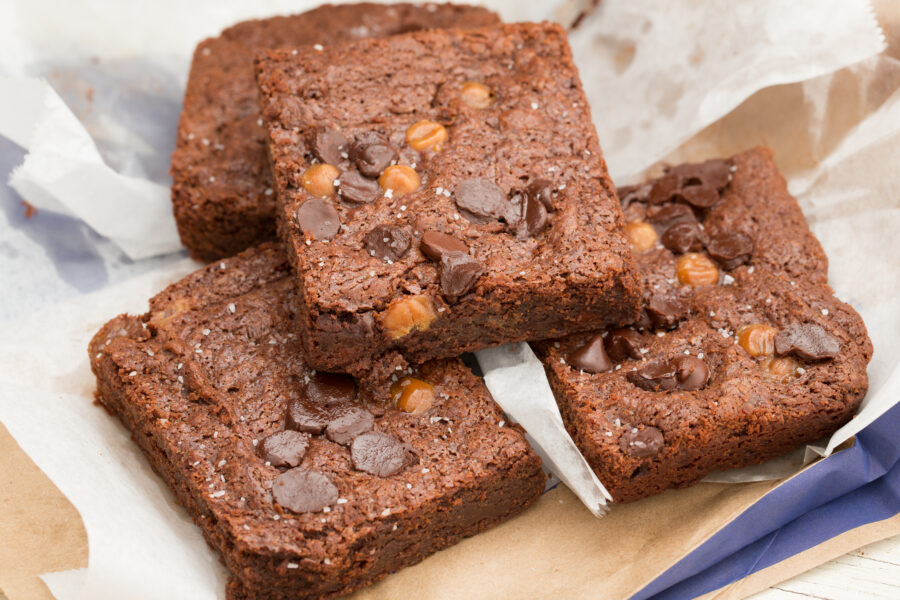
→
(170, 3, 500, 261)
(256, 23, 643, 379)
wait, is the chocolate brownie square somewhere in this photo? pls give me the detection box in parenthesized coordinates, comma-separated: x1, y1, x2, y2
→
(534, 148, 872, 502)
(255, 23, 643, 379)
(89, 244, 543, 599)
(170, 3, 500, 261)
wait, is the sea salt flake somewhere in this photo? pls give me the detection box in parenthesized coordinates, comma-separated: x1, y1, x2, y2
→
(313, 44, 324, 51)
(337, 498, 348, 504)
(381, 508, 391, 516)
(287, 563, 299, 569)
(210, 491, 226, 498)
(129, 371, 137, 377)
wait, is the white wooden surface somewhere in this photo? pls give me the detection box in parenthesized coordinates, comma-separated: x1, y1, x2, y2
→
(752, 534, 900, 599)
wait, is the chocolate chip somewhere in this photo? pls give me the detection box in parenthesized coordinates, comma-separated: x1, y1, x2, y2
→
(258, 430, 309, 467)
(351, 431, 412, 477)
(634, 309, 654, 331)
(623, 202, 648, 224)
(296, 198, 340, 240)
(628, 360, 678, 391)
(338, 169, 381, 203)
(517, 193, 548, 238)
(365, 224, 412, 261)
(285, 399, 330, 434)
(618, 183, 651, 207)
(350, 132, 396, 177)
(605, 329, 644, 361)
(272, 468, 338, 513)
(661, 222, 703, 254)
(648, 173, 682, 204)
(671, 158, 733, 190)
(647, 203, 696, 231)
(420, 230, 468, 261)
(325, 405, 375, 446)
(679, 185, 720, 208)
(439, 251, 482, 300)
(646, 296, 686, 330)
(311, 127, 348, 167)
(775, 324, 840, 361)
(527, 179, 556, 210)
(619, 426, 664, 458)
(306, 372, 357, 405)
(706, 231, 753, 270)
(672, 355, 709, 390)
(568, 333, 612, 373)
(454, 178, 516, 223)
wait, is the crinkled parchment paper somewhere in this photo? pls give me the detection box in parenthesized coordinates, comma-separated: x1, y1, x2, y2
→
(0, 0, 896, 597)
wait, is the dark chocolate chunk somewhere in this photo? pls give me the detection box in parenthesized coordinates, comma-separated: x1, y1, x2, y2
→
(439, 251, 482, 300)
(671, 158, 733, 190)
(527, 178, 555, 210)
(679, 185, 719, 208)
(605, 328, 644, 361)
(351, 134, 397, 178)
(672, 355, 709, 391)
(338, 169, 381, 203)
(258, 430, 309, 467)
(325, 405, 375, 446)
(365, 224, 412, 261)
(648, 173, 681, 204)
(568, 333, 612, 373)
(312, 127, 348, 167)
(351, 431, 412, 477)
(775, 324, 840, 361)
(646, 296, 686, 330)
(661, 221, 703, 254)
(619, 426, 664, 458)
(454, 178, 516, 223)
(618, 183, 651, 207)
(517, 193, 549, 238)
(306, 372, 357, 405)
(420, 230, 468, 261)
(706, 231, 754, 270)
(634, 309, 654, 331)
(647, 203, 696, 231)
(285, 399, 330, 434)
(296, 198, 340, 240)
(627, 360, 678, 391)
(272, 468, 338, 513)
(623, 202, 648, 224)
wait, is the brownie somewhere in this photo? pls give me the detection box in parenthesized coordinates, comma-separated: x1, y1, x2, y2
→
(89, 243, 543, 599)
(255, 23, 643, 380)
(170, 3, 501, 262)
(534, 148, 872, 503)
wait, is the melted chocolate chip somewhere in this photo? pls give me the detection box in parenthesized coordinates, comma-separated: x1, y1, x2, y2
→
(285, 399, 330, 434)
(350, 132, 396, 177)
(775, 324, 840, 361)
(618, 183, 651, 206)
(661, 221, 703, 254)
(351, 431, 412, 477)
(679, 185, 720, 208)
(527, 178, 556, 210)
(648, 173, 682, 204)
(646, 296, 686, 330)
(454, 178, 516, 223)
(325, 405, 375, 446)
(306, 372, 357, 405)
(296, 198, 340, 240)
(517, 193, 549, 238)
(365, 224, 412, 261)
(420, 230, 468, 261)
(272, 468, 338, 513)
(671, 158, 733, 190)
(605, 328, 644, 361)
(338, 169, 381, 203)
(257, 430, 309, 468)
(628, 360, 678, 391)
(672, 355, 709, 390)
(647, 203, 697, 231)
(568, 333, 612, 373)
(619, 426, 664, 458)
(311, 127, 348, 167)
(439, 251, 482, 300)
(706, 231, 753, 269)
(623, 202, 648, 223)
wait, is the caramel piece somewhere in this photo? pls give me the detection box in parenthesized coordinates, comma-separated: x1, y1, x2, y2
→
(625, 221, 658, 253)
(736, 324, 778, 357)
(406, 120, 448, 151)
(675, 252, 719, 286)
(391, 377, 435, 414)
(301, 163, 339, 198)
(380, 295, 436, 339)
(379, 165, 420, 197)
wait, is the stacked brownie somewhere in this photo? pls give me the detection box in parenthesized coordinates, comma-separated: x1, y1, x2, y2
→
(88, 4, 872, 599)
(534, 148, 872, 502)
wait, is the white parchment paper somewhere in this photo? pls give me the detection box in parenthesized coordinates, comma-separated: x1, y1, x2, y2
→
(0, 0, 896, 597)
